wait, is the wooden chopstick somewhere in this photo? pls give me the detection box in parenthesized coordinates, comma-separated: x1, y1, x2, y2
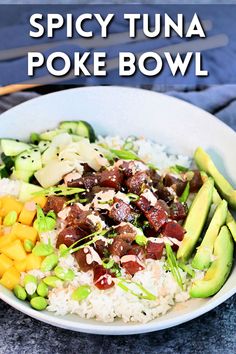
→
(0, 20, 212, 61)
(0, 34, 228, 96)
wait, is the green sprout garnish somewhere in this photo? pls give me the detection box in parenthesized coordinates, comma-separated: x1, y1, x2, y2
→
(179, 182, 190, 203)
(33, 206, 56, 233)
(170, 164, 189, 174)
(127, 193, 140, 202)
(33, 186, 85, 197)
(110, 149, 141, 161)
(117, 279, 156, 301)
(165, 243, 183, 289)
(178, 261, 195, 277)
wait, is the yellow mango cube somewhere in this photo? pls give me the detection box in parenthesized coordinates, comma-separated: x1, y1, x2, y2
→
(11, 223, 38, 243)
(1, 239, 27, 261)
(0, 233, 17, 249)
(14, 259, 27, 273)
(0, 197, 23, 217)
(0, 254, 13, 276)
(33, 196, 47, 208)
(26, 253, 42, 270)
(18, 207, 36, 226)
(0, 267, 20, 290)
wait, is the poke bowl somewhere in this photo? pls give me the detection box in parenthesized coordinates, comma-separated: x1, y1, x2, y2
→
(0, 86, 235, 335)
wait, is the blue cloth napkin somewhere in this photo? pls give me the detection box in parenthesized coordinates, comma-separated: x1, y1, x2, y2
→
(0, 85, 235, 132)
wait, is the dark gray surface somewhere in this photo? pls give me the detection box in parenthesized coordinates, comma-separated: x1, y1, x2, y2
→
(0, 89, 235, 354)
(0, 296, 236, 354)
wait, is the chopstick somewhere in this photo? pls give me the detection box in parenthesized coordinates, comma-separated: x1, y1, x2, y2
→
(0, 20, 212, 61)
(0, 34, 228, 96)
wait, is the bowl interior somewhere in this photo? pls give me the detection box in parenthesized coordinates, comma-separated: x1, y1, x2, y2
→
(0, 86, 235, 335)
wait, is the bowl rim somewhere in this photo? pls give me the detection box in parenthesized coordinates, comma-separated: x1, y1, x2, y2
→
(0, 85, 235, 335)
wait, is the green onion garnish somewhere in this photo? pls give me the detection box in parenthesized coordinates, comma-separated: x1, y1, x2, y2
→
(110, 149, 141, 161)
(33, 186, 85, 196)
(117, 279, 156, 301)
(165, 243, 183, 289)
(179, 182, 190, 203)
(127, 193, 140, 202)
(178, 261, 195, 277)
(170, 164, 189, 174)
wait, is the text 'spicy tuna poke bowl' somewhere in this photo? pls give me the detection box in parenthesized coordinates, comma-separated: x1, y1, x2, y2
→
(0, 117, 235, 325)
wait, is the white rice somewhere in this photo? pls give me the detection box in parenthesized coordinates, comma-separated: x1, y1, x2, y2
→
(97, 135, 191, 171)
(46, 257, 196, 323)
(0, 178, 20, 197)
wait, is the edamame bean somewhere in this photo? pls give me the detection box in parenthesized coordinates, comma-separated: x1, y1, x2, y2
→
(37, 282, 49, 297)
(40, 253, 58, 272)
(135, 233, 147, 246)
(24, 274, 37, 295)
(30, 296, 48, 311)
(32, 243, 54, 256)
(72, 285, 91, 302)
(43, 276, 62, 288)
(54, 266, 75, 281)
(13, 285, 27, 301)
(3, 211, 17, 226)
(24, 239, 34, 253)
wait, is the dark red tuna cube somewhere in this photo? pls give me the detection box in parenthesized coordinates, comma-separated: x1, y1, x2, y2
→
(43, 196, 67, 214)
(190, 170, 203, 193)
(126, 171, 150, 194)
(56, 227, 81, 248)
(162, 221, 185, 241)
(122, 260, 144, 275)
(146, 207, 168, 232)
(146, 241, 164, 260)
(109, 238, 131, 257)
(100, 167, 123, 190)
(170, 202, 188, 221)
(93, 265, 115, 290)
(109, 198, 134, 224)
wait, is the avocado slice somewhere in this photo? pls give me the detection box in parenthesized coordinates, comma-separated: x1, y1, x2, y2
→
(201, 172, 236, 242)
(190, 226, 234, 298)
(192, 200, 228, 270)
(194, 147, 236, 209)
(177, 178, 214, 262)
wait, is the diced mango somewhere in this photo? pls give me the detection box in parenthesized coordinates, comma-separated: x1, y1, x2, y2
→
(26, 253, 42, 271)
(0, 267, 20, 290)
(14, 259, 27, 273)
(0, 197, 23, 217)
(0, 233, 17, 249)
(0, 254, 13, 276)
(0, 216, 2, 225)
(1, 239, 27, 261)
(33, 196, 47, 208)
(18, 207, 36, 226)
(11, 223, 38, 243)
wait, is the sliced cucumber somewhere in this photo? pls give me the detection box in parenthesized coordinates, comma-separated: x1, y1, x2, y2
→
(1, 153, 14, 174)
(59, 121, 78, 134)
(0, 164, 9, 178)
(11, 169, 33, 182)
(18, 182, 43, 202)
(71, 135, 84, 142)
(76, 121, 96, 142)
(15, 149, 42, 172)
(38, 141, 50, 153)
(1, 139, 30, 156)
(40, 129, 64, 141)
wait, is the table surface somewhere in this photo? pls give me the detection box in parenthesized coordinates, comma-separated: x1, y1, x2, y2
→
(0, 89, 236, 354)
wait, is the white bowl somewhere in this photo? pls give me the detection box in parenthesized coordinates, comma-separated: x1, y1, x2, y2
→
(0, 86, 235, 335)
